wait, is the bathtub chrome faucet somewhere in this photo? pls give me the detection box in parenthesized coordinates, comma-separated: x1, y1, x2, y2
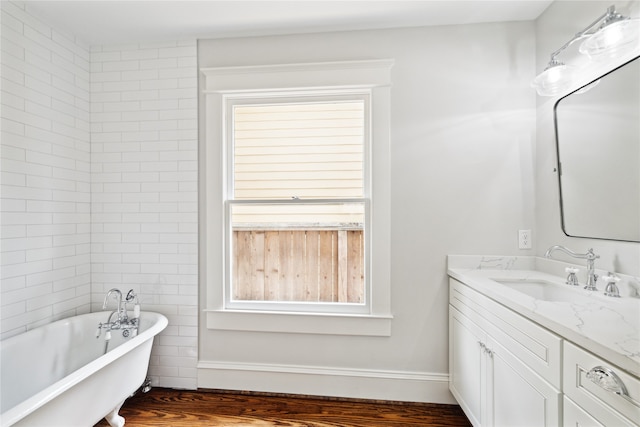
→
(544, 245, 599, 291)
(97, 289, 141, 350)
(103, 288, 126, 323)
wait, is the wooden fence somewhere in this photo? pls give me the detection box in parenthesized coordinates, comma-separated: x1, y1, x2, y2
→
(232, 229, 364, 303)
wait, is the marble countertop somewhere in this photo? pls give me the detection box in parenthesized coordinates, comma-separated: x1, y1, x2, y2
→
(447, 255, 640, 378)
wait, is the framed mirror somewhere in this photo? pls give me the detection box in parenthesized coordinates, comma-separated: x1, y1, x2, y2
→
(554, 55, 640, 242)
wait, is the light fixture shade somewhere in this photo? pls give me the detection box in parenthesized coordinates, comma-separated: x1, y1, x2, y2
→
(579, 18, 640, 59)
(531, 63, 575, 96)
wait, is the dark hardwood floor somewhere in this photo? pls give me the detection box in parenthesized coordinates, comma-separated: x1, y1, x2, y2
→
(95, 388, 471, 426)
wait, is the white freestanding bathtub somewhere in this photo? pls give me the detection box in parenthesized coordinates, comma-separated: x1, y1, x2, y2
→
(0, 311, 167, 427)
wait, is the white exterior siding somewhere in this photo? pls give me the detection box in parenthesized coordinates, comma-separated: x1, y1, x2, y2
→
(234, 101, 364, 201)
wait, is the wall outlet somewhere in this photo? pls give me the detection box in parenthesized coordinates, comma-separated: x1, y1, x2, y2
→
(518, 229, 532, 249)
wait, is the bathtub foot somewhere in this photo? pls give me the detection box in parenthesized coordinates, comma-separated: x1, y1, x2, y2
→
(104, 400, 126, 427)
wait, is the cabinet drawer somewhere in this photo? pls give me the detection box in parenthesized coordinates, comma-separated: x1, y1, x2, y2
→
(450, 279, 562, 388)
(563, 396, 603, 426)
(563, 341, 640, 425)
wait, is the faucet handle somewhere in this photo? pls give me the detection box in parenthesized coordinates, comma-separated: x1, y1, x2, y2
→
(125, 289, 141, 318)
(565, 267, 579, 286)
(602, 272, 621, 298)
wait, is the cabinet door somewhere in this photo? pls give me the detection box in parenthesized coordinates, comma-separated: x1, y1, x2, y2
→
(449, 306, 485, 427)
(487, 336, 561, 427)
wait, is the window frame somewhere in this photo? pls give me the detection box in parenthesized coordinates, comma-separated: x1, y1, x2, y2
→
(225, 92, 370, 314)
(201, 60, 393, 336)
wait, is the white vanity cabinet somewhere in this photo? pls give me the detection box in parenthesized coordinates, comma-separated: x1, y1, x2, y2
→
(449, 279, 563, 427)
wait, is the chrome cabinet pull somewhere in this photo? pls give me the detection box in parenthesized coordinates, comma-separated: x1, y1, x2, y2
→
(586, 366, 636, 405)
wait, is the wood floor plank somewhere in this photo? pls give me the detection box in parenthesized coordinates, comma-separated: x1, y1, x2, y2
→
(95, 388, 471, 426)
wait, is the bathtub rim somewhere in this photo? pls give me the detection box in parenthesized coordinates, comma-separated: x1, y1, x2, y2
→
(0, 310, 167, 426)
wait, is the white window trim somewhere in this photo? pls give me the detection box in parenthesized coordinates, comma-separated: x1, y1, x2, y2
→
(201, 60, 393, 336)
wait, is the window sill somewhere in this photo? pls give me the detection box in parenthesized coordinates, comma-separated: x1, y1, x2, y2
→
(205, 309, 393, 336)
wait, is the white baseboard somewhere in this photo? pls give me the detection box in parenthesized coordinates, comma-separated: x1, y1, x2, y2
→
(197, 361, 456, 404)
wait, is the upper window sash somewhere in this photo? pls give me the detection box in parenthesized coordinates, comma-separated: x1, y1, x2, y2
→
(224, 92, 371, 203)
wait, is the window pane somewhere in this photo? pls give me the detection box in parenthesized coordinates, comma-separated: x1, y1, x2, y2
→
(233, 101, 364, 200)
(230, 203, 365, 304)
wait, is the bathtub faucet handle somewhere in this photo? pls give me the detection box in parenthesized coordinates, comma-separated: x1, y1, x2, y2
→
(125, 289, 141, 319)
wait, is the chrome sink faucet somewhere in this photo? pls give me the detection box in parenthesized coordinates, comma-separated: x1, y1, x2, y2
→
(544, 245, 599, 291)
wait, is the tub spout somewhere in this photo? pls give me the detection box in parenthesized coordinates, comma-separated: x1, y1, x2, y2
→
(103, 289, 125, 320)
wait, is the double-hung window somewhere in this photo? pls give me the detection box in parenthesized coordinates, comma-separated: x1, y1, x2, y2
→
(202, 61, 393, 335)
(228, 93, 368, 314)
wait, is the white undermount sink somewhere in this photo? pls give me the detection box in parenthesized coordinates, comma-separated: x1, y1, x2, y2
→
(492, 278, 593, 303)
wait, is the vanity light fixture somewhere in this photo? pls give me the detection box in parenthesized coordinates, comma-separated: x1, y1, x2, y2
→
(580, 14, 640, 58)
(531, 58, 575, 97)
(532, 5, 639, 96)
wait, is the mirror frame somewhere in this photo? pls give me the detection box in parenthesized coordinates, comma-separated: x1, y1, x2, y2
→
(553, 55, 640, 243)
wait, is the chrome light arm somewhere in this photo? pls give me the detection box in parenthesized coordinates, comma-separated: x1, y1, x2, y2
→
(547, 6, 626, 64)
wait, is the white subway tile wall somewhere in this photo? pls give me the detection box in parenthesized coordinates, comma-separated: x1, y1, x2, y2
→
(1, 1, 92, 338)
(90, 41, 198, 389)
(1, 2, 199, 389)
